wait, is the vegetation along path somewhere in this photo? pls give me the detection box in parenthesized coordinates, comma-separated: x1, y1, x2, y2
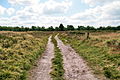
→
(55, 35, 98, 80)
(29, 36, 54, 80)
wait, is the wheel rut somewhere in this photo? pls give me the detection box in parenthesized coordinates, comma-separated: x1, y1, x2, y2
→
(29, 36, 54, 80)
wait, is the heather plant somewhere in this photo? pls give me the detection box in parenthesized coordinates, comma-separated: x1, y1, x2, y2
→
(0, 32, 49, 80)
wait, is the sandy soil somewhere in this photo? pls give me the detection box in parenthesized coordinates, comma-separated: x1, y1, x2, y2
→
(28, 36, 54, 80)
(55, 35, 98, 80)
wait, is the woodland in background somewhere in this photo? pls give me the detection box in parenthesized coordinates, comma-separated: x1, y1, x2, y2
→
(0, 24, 120, 31)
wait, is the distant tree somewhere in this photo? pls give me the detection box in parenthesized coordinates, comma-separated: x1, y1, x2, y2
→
(86, 26, 96, 30)
(36, 26, 41, 31)
(14, 27, 20, 31)
(117, 26, 120, 30)
(32, 26, 36, 31)
(106, 26, 112, 30)
(0, 25, 120, 31)
(67, 25, 74, 31)
(47, 26, 54, 31)
(24, 27, 29, 31)
(59, 24, 65, 31)
(77, 26, 86, 30)
(55, 27, 59, 31)
(41, 26, 46, 31)
(20, 26, 25, 31)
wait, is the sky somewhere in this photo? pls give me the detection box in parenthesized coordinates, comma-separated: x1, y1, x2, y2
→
(0, 0, 120, 27)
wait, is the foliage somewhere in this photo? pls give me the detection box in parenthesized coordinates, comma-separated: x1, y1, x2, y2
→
(0, 32, 49, 80)
(47, 26, 55, 31)
(67, 25, 75, 31)
(0, 24, 120, 31)
(59, 24, 65, 31)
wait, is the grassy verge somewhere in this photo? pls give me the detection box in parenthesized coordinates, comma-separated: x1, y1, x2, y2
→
(59, 32, 120, 80)
(50, 35, 64, 80)
(0, 32, 49, 80)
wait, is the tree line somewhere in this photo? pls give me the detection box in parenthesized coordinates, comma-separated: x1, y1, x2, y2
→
(0, 24, 120, 31)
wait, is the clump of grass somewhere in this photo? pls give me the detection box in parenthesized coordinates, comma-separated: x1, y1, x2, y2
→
(106, 39, 120, 52)
(50, 36, 64, 80)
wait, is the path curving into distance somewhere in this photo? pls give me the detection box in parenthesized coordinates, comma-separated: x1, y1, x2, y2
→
(55, 35, 98, 80)
(29, 36, 54, 80)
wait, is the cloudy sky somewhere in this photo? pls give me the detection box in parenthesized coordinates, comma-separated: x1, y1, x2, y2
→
(0, 0, 120, 27)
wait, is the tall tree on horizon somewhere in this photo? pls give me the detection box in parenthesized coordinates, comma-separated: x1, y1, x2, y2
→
(59, 23, 65, 31)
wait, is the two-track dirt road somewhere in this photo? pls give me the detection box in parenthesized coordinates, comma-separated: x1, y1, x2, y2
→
(29, 35, 99, 80)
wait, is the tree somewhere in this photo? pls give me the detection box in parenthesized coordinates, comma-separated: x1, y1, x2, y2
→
(67, 25, 74, 31)
(36, 26, 42, 31)
(55, 27, 59, 31)
(77, 26, 86, 30)
(106, 26, 112, 30)
(20, 26, 25, 31)
(24, 27, 29, 31)
(97, 26, 106, 30)
(117, 26, 120, 30)
(32, 26, 36, 31)
(59, 24, 65, 31)
(86, 26, 96, 30)
(47, 26, 54, 31)
(41, 26, 46, 31)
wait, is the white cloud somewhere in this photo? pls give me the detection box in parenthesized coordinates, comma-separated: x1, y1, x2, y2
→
(99, 1, 120, 20)
(42, 0, 72, 14)
(9, 0, 72, 27)
(70, 0, 120, 26)
(0, 6, 15, 16)
(82, 0, 119, 6)
(15, 0, 72, 15)
(9, 15, 69, 27)
(0, 5, 6, 15)
(0, 17, 12, 26)
(71, 6, 101, 20)
(8, 0, 40, 6)
(6, 8, 15, 15)
(0, 0, 119, 27)
(3, 0, 72, 27)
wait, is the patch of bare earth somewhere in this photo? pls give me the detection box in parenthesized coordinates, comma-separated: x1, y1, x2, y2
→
(55, 35, 98, 80)
(28, 36, 54, 80)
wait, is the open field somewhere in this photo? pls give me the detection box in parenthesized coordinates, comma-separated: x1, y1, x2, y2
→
(60, 31, 120, 80)
(1, 0, 120, 79)
(0, 31, 50, 80)
(0, 31, 120, 80)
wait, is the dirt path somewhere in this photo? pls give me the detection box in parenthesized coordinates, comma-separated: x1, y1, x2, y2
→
(55, 35, 98, 80)
(29, 36, 54, 80)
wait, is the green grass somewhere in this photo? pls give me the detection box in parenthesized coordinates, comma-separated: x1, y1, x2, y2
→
(60, 33, 120, 80)
(50, 36, 64, 80)
(0, 32, 49, 80)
